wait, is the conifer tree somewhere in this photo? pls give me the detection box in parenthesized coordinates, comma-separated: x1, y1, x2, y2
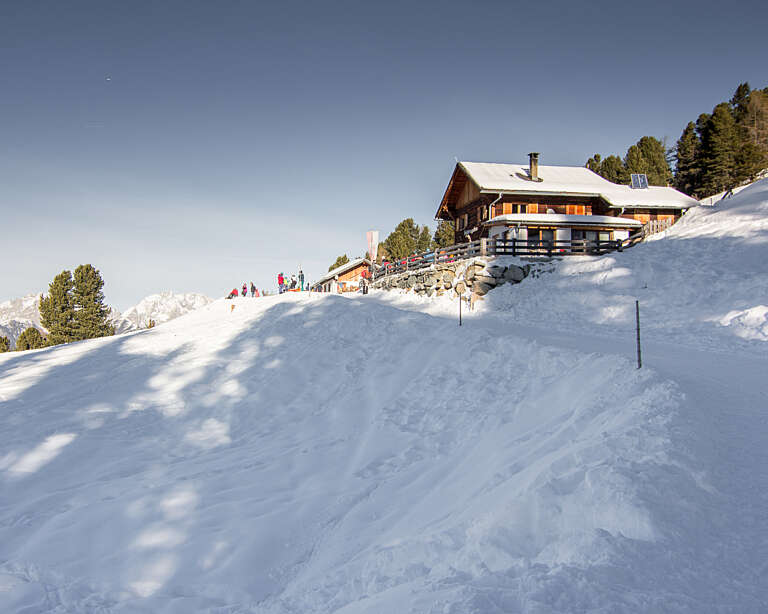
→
(600, 155, 629, 184)
(433, 220, 455, 248)
(624, 144, 646, 176)
(0, 336, 10, 353)
(744, 90, 768, 149)
(700, 102, 740, 194)
(72, 264, 114, 340)
(383, 218, 430, 259)
(15, 327, 46, 351)
(329, 254, 349, 271)
(730, 82, 751, 125)
(674, 122, 702, 196)
(39, 270, 76, 346)
(635, 136, 672, 185)
(417, 226, 433, 252)
(586, 154, 602, 174)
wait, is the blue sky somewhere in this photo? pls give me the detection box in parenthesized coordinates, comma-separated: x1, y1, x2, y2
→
(1, 0, 766, 309)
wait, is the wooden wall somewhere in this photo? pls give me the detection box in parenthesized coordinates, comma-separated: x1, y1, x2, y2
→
(338, 264, 368, 282)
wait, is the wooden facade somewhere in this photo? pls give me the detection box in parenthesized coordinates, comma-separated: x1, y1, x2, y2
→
(437, 161, 690, 244)
(311, 259, 370, 293)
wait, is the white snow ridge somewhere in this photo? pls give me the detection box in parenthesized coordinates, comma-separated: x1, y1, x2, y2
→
(1, 180, 767, 613)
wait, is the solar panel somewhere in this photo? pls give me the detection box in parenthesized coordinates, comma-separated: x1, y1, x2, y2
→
(631, 173, 649, 189)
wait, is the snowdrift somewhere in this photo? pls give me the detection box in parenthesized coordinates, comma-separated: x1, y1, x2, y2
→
(0, 292, 714, 613)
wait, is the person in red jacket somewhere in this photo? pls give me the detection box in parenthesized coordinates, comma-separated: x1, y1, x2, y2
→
(242, 283, 247, 297)
(277, 272, 285, 294)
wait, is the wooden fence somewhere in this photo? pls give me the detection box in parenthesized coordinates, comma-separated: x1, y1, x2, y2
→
(373, 236, 627, 279)
(372, 217, 678, 281)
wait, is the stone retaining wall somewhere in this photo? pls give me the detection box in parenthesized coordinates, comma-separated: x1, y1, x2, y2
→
(371, 257, 531, 299)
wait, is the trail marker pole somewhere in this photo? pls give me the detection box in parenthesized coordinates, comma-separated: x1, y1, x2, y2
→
(459, 295, 462, 326)
(635, 300, 642, 369)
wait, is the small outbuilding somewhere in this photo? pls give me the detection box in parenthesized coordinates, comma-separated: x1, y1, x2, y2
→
(311, 258, 371, 293)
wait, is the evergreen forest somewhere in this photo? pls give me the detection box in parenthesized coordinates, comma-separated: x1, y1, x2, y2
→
(588, 82, 768, 197)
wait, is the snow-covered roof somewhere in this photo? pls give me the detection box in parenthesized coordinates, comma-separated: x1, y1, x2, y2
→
(455, 161, 698, 210)
(486, 213, 643, 228)
(312, 258, 370, 287)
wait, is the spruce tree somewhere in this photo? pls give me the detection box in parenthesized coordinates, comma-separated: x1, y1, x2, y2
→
(0, 336, 10, 352)
(674, 122, 702, 196)
(15, 327, 46, 351)
(39, 270, 76, 346)
(433, 220, 455, 248)
(329, 254, 349, 271)
(700, 102, 740, 195)
(72, 264, 114, 340)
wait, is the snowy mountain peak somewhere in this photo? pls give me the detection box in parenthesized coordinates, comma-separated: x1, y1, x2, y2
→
(112, 292, 214, 333)
(0, 291, 213, 347)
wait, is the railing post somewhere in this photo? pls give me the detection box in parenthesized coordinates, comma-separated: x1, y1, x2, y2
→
(511, 237, 516, 256)
(480, 238, 487, 257)
(546, 240, 552, 258)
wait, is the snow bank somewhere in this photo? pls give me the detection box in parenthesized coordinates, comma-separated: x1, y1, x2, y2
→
(0, 293, 701, 613)
(481, 177, 768, 352)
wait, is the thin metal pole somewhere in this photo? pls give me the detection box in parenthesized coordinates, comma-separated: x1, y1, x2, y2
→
(635, 300, 642, 369)
(459, 295, 462, 326)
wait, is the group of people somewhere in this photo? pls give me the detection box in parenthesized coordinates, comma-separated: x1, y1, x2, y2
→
(225, 268, 310, 299)
(227, 282, 263, 299)
(277, 269, 305, 294)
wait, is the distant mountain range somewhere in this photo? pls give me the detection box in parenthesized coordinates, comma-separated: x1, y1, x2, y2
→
(111, 292, 214, 334)
(0, 292, 213, 349)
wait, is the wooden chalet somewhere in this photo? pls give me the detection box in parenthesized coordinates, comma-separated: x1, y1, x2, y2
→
(436, 153, 698, 245)
(311, 258, 371, 293)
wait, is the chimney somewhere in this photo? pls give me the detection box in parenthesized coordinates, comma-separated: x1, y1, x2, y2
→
(528, 152, 540, 181)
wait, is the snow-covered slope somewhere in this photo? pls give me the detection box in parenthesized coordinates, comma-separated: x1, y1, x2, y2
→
(1, 181, 767, 613)
(112, 292, 214, 333)
(478, 176, 768, 349)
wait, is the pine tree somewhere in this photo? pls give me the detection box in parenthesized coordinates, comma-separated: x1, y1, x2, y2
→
(376, 242, 387, 264)
(700, 102, 740, 195)
(624, 144, 646, 176)
(433, 220, 455, 248)
(15, 327, 46, 351)
(733, 90, 768, 182)
(329, 254, 349, 271)
(744, 90, 768, 149)
(730, 82, 751, 125)
(72, 264, 114, 340)
(600, 155, 629, 184)
(674, 122, 702, 196)
(636, 136, 672, 185)
(39, 270, 76, 346)
(383, 218, 427, 259)
(586, 154, 602, 174)
(417, 225, 432, 252)
(0, 336, 10, 352)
